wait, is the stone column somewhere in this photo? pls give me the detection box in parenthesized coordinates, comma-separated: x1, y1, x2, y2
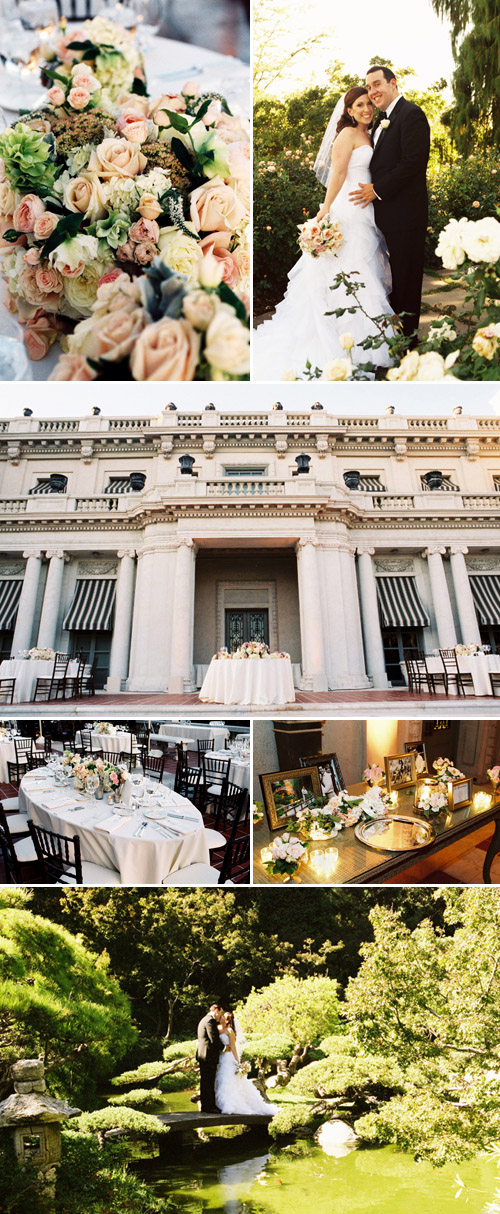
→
(356, 547, 388, 688)
(449, 546, 482, 646)
(423, 546, 457, 648)
(296, 539, 327, 691)
(168, 539, 196, 694)
(37, 550, 66, 650)
(127, 538, 177, 691)
(11, 551, 42, 655)
(337, 545, 370, 686)
(106, 550, 136, 692)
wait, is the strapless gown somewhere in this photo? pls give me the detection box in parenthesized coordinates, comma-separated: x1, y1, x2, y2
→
(253, 145, 393, 380)
(215, 1034, 278, 1116)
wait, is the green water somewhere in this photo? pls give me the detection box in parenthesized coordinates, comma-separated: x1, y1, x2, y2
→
(136, 1092, 498, 1214)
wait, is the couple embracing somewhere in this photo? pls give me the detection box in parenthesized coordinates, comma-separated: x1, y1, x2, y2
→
(196, 1001, 277, 1116)
(254, 65, 430, 379)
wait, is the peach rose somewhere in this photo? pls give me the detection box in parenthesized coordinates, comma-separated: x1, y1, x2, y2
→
(215, 113, 250, 143)
(68, 85, 90, 110)
(199, 231, 239, 288)
(130, 317, 200, 381)
(232, 245, 250, 283)
(99, 267, 123, 288)
(23, 247, 41, 266)
(59, 261, 85, 278)
(89, 138, 147, 180)
(35, 265, 64, 297)
(33, 212, 59, 241)
(47, 85, 66, 106)
(226, 140, 250, 181)
(23, 308, 59, 361)
(0, 182, 16, 217)
(13, 194, 46, 234)
(116, 110, 150, 144)
(182, 80, 199, 97)
(25, 117, 52, 134)
(118, 92, 150, 115)
(63, 173, 108, 222)
(117, 241, 136, 262)
(134, 241, 157, 265)
(19, 264, 61, 310)
(150, 93, 186, 120)
(138, 193, 162, 221)
(189, 176, 246, 233)
(54, 29, 84, 64)
(92, 273, 142, 315)
(49, 353, 96, 381)
(129, 217, 160, 244)
(95, 307, 146, 361)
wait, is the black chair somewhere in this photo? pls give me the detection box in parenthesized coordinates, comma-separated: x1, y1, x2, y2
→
(76, 728, 93, 756)
(28, 821, 120, 885)
(142, 753, 165, 783)
(0, 813, 38, 882)
(201, 754, 231, 811)
(0, 679, 15, 704)
(174, 763, 202, 806)
(220, 833, 250, 884)
(7, 737, 34, 784)
(77, 653, 98, 697)
(32, 653, 71, 702)
(65, 655, 87, 699)
(490, 672, 500, 697)
(439, 649, 475, 697)
(404, 651, 444, 696)
(212, 780, 248, 831)
(197, 737, 215, 765)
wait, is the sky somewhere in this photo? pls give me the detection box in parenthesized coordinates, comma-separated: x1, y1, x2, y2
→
(262, 0, 455, 95)
(0, 383, 498, 418)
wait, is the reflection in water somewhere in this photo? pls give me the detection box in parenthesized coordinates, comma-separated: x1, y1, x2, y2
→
(218, 1153, 269, 1213)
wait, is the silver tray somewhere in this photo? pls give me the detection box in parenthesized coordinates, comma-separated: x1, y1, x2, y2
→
(354, 814, 435, 852)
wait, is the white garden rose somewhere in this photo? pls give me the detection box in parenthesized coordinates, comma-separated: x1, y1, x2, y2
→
(320, 358, 352, 381)
(64, 172, 109, 222)
(49, 234, 99, 274)
(428, 318, 457, 343)
(63, 259, 111, 315)
(157, 224, 201, 282)
(204, 304, 250, 377)
(183, 288, 220, 331)
(461, 216, 500, 264)
(413, 351, 450, 381)
(435, 217, 469, 270)
(386, 350, 420, 381)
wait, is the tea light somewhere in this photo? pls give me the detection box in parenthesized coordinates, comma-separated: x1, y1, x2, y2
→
(473, 792, 492, 812)
(260, 846, 272, 864)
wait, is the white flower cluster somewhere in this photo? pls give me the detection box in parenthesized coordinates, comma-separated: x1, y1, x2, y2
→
(270, 834, 306, 863)
(435, 216, 500, 270)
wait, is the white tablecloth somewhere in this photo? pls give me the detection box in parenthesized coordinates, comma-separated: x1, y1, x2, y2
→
(424, 654, 500, 696)
(0, 738, 19, 783)
(200, 657, 296, 706)
(210, 749, 250, 790)
(75, 731, 137, 756)
(20, 770, 209, 885)
(157, 724, 229, 748)
(0, 658, 79, 703)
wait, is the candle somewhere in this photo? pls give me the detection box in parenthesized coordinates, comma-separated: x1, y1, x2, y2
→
(473, 792, 492, 812)
(260, 846, 272, 864)
(390, 791, 399, 806)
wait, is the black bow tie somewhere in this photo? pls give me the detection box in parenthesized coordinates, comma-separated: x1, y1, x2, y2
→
(378, 111, 387, 121)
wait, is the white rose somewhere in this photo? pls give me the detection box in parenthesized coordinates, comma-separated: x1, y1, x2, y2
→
(320, 357, 352, 381)
(63, 259, 111, 316)
(461, 216, 500, 264)
(435, 217, 468, 270)
(157, 225, 201, 282)
(339, 332, 354, 351)
(49, 234, 99, 273)
(386, 350, 420, 381)
(414, 351, 448, 381)
(204, 304, 250, 377)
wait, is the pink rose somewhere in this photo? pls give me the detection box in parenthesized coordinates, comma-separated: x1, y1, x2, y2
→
(116, 109, 150, 144)
(130, 317, 200, 381)
(23, 248, 41, 266)
(117, 92, 150, 116)
(98, 268, 123, 288)
(59, 261, 85, 278)
(48, 353, 96, 381)
(33, 212, 59, 241)
(138, 193, 162, 221)
(47, 85, 66, 107)
(13, 194, 46, 234)
(150, 93, 186, 119)
(226, 140, 250, 181)
(89, 138, 147, 180)
(134, 241, 157, 265)
(54, 29, 84, 64)
(35, 265, 64, 297)
(129, 217, 160, 244)
(214, 113, 250, 143)
(189, 176, 246, 233)
(19, 264, 61, 310)
(182, 80, 199, 97)
(117, 241, 136, 263)
(68, 85, 91, 110)
(199, 231, 240, 287)
(23, 308, 59, 361)
(81, 307, 146, 362)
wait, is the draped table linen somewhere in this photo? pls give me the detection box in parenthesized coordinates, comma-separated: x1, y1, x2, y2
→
(0, 658, 79, 703)
(199, 656, 296, 706)
(157, 724, 229, 748)
(421, 654, 500, 696)
(74, 730, 138, 756)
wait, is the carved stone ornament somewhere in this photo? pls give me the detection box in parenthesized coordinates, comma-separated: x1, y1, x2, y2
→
(374, 557, 414, 573)
(0, 562, 24, 576)
(78, 560, 118, 576)
(466, 556, 500, 572)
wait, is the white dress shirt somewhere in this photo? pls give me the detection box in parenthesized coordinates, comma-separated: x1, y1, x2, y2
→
(373, 94, 401, 143)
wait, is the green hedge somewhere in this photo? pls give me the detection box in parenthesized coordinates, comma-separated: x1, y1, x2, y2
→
(158, 1069, 197, 1092)
(268, 1101, 316, 1139)
(108, 1087, 164, 1108)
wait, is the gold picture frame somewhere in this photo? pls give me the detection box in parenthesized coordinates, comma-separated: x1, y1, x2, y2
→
(384, 751, 417, 793)
(259, 766, 322, 831)
(447, 776, 472, 811)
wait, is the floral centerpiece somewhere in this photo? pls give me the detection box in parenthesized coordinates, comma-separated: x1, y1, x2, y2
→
(454, 643, 491, 656)
(214, 642, 289, 659)
(297, 215, 343, 258)
(487, 765, 500, 794)
(415, 780, 448, 818)
(92, 721, 115, 734)
(363, 762, 384, 787)
(433, 757, 465, 781)
(296, 786, 391, 839)
(263, 832, 307, 878)
(62, 748, 126, 792)
(18, 647, 56, 660)
(0, 19, 250, 381)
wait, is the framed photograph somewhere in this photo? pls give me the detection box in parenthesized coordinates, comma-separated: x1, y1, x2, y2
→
(448, 777, 472, 811)
(299, 752, 346, 796)
(403, 741, 428, 773)
(385, 751, 417, 793)
(259, 766, 322, 831)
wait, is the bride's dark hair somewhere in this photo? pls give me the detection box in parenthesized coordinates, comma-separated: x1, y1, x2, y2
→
(224, 1011, 235, 1031)
(336, 87, 370, 134)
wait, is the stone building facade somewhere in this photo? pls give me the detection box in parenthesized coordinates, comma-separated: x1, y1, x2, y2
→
(0, 405, 499, 694)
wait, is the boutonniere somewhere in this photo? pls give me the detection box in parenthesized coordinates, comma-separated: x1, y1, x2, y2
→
(380, 119, 390, 130)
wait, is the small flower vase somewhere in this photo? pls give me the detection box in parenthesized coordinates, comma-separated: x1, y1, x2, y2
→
(95, 782, 104, 800)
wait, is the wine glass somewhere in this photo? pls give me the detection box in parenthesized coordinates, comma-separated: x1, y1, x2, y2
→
(85, 773, 100, 799)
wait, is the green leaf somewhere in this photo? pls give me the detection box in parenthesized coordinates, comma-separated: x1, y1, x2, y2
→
(43, 66, 69, 87)
(41, 211, 84, 259)
(171, 136, 194, 173)
(217, 281, 248, 326)
(131, 76, 148, 96)
(1, 229, 20, 242)
(193, 97, 213, 124)
(163, 109, 191, 134)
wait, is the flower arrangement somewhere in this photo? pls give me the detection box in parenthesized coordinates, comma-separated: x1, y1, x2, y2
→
(62, 748, 126, 791)
(0, 20, 250, 381)
(363, 763, 384, 786)
(297, 215, 343, 258)
(416, 781, 448, 817)
(263, 832, 308, 878)
(214, 642, 290, 660)
(487, 765, 500, 790)
(252, 800, 264, 822)
(18, 647, 56, 660)
(433, 757, 465, 781)
(235, 1061, 251, 1077)
(296, 787, 391, 838)
(93, 721, 115, 734)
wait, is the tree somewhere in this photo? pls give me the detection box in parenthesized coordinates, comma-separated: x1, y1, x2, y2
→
(0, 904, 136, 1102)
(429, 0, 500, 150)
(344, 890, 500, 1164)
(237, 974, 340, 1045)
(253, 0, 335, 93)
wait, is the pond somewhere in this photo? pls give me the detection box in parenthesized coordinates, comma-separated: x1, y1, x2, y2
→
(135, 1091, 498, 1213)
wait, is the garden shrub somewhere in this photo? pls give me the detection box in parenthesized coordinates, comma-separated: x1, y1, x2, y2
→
(268, 1101, 317, 1139)
(158, 1069, 198, 1092)
(426, 154, 500, 266)
(76, 1106, 168, 1138)
(162, 1039, 197, 1063)
(354, 1088, 499, 1166)
(287, 1043, 404, 1099)
(108, 1087, 164, 1108)
(111, 1060, 181, 1087)
(56, 1131, 167, 1213)
(241, 1033, 296, 1065)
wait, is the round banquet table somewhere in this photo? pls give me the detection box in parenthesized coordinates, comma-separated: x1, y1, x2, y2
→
(157, 723, 229, 748)
(20, 769, 210, 885)
(0, 737, 22, 783)
(199, 656, 296, 706)
(421, 654, 500, 696)
(0, 658, 79, 703)
(0, 34, 249, 381)
(75, 730, 138, 756)
(210, 749, 250, 790)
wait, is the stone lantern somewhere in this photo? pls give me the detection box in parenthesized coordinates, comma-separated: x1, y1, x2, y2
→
(0, 1059, 81, 1204)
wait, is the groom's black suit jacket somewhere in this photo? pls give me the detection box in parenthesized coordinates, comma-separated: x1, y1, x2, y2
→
(196, 1013, 223, 1065)
(370, 96, 430, 235)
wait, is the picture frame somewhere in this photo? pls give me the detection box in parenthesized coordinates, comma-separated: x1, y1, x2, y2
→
(403, 740, 428, 773)
(384, 751, 417, 793)
(259, 766, 322, 831)
(448, 776, 472, 811)
(298, 752, 346, 796)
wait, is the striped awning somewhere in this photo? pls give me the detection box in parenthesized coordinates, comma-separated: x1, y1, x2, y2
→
(63, 579, 116, 631)
(421, 475, 460, 492)
(376, 577, 430, 629)
(105, 478, 132, 494)
(0, 580, 22, 630)
(359, 475, 386, 491)
(28, 479, 53, 495)
(470, 576, 500, 626)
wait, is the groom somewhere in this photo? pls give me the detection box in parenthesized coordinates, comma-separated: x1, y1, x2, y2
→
(196, 1002, 224, 1113)
(349, 65, 430, 346)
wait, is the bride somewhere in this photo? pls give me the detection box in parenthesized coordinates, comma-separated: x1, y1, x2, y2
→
(215, 1012, 278, 1116)
(253, 86, 394, 380)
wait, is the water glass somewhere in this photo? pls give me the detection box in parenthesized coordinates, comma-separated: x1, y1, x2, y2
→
(85, 774, 100, 799)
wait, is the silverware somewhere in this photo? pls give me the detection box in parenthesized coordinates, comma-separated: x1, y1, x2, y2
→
(134, 820, 147, 838)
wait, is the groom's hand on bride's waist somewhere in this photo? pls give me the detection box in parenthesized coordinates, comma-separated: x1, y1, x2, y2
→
(349, 182, 378, 207)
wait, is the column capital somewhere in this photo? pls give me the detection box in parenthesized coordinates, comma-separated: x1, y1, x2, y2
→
(449, 545, 468, 557)
(45, 548, 66, 561)
(22, 549, 42, 561)
(423, 546, 447, 559)
(356, 546, 376, 557)
(117, 549, 136, 560)
(176, 538, 195, 550)
(296, 537, 318, 551)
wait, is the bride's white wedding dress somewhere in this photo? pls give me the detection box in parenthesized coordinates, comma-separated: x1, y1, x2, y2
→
(253, 145, 393, 380)
(215, 1033, 278, 1116)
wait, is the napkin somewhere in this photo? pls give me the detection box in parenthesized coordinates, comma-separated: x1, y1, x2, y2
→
(94, 815, 133, 834)
(40, 796, 81, 811)
(164, 816, 197, 835)
(23, 780, 54, 791)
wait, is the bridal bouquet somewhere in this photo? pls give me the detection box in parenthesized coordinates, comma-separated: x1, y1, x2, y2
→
(433, 757, 465, 781)
(235, 1061, 251, 1077)
(298, 215, 343, 258)
(0, 20, 250, 381)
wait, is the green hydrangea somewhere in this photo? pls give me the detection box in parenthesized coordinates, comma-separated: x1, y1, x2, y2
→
(0, 123, 57, 194)
(92, 211, 130, 250)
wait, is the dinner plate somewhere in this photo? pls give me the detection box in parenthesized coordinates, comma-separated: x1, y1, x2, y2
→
(354, 814, 435, 852)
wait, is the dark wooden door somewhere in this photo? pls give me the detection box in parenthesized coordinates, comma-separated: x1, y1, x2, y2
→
(225, 608, 269, 650)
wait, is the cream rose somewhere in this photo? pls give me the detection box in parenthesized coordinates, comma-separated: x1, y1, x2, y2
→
(130, 317, 200, 381)
(49, 234, 99, 276)
(13, 194, 46, 234)
(226, 141, 250, 182)
(64, 173, 108, 222)
(199, 231, 239, 288)
(0, 183, 16, 217)
(320, 358, 352, 381)
(189, 176, 246, 233)
(204, 305, 250, 377)
(183, 288, 220, 331)
(157, 225, 201, 282)
(89, 138, 147, 180)
(215, 113, 250, 143)
(92, 273, 142, 317)
(33, 212, 60, 241)
(63, 261, 110, 316)
(138, 193, 162, 221)
(386, 350, 421, 382)
(198, 250, 223, 289)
